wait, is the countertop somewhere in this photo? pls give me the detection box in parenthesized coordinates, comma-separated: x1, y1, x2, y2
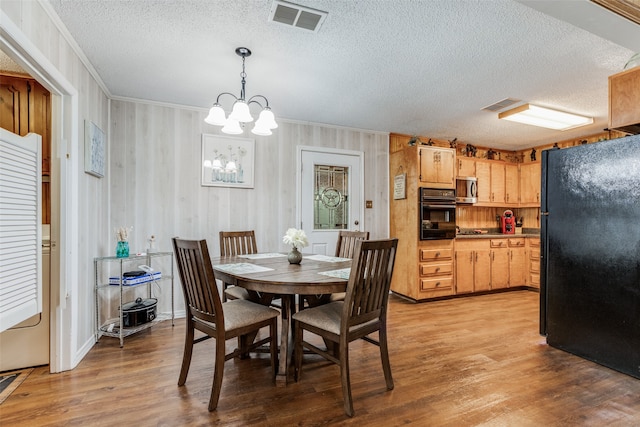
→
(455, 228, 540, 239)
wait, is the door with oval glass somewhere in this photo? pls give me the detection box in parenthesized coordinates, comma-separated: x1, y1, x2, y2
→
(298, 147, 363, 255)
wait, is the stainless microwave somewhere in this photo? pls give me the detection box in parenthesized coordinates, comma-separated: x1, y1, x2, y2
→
(456, 176, 478, 203)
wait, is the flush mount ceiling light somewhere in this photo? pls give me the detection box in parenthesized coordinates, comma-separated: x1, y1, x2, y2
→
(204, 47, 278, 136)
(498, 103, 593, 131)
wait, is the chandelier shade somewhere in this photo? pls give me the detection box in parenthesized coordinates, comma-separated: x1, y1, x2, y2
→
(205, 47, 278, 135)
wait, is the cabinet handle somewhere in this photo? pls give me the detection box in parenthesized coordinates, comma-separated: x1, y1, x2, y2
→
(435, 252, 440, 257)
(435, 281, 441, 287)
(435, 267, 440, 273)
(470, 253, 474, 262)
(475, 252, 478, 261)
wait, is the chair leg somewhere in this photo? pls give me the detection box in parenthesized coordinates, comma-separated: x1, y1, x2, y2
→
(339, 341, 354, 417)
(208, 337, 226, 411)
(379, 326, 394, 391)
(178, 320, 195, 386)
(294, 324, 303, 382)
(270, 319, 278, 379)
(222, 282, 229, 302)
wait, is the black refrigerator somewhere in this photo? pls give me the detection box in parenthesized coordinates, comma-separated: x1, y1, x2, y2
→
(540, 133, 640, 379)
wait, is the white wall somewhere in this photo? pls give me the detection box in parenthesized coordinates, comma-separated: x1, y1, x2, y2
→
(109, 100, 391, 315)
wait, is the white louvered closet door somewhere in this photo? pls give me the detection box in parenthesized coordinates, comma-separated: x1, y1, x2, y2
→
(0, 129, 42, 333)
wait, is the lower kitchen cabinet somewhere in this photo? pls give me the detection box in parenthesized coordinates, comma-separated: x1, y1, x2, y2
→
(508, 237, 527, 286)
(528, 237, 540, 289)
(489, 239, 510, 289)
(455, 236, 533, 295)
(454, 240, 490, 294)
(418, 240, 454, 298)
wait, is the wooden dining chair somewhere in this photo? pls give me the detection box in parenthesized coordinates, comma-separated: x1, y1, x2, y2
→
(172, 237, 279, 411)
(219, 230, 258, 301)
(334, 230, 370, 258)
(293, 238, 398, 417)
(330, 230, 370, 302)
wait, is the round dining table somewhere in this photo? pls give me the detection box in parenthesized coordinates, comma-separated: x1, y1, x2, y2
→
(210, 252, 350, 385)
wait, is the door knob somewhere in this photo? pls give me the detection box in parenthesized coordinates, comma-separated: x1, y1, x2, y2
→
(354, 220, 359, 225)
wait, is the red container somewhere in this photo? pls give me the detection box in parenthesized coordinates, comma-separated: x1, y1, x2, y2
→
(501, 210, 515, 234)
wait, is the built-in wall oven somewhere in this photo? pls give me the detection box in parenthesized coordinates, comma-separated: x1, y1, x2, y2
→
(420, 187, 456, 240)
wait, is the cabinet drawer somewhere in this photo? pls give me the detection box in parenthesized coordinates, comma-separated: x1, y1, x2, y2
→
(529, 272, 540, 286)
(508, 238, 526, 247)
(420, 248, 453, 261)
(530, 260, 540, 273)
(420, 262, 453, 276)
(530, 248, 540, 260)
(420, 277, 453, 291)
(490, 239, 508, 248)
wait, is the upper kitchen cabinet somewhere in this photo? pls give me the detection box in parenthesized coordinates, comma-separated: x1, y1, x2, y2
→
(520, 162, 541, 207)
(474, 160, 507, 206)
(457, 157, 476, 177)
(609, 66, 640, 134)
(419, 146, 455, 188)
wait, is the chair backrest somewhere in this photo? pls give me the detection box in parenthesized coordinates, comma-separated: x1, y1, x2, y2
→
(335, 230, 370, 258)
(219, 230, 258, 256)
(342, 238, 398, 330)
(172, 237, 224, 329)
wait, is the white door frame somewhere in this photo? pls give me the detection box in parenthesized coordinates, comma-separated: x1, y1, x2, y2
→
(1, 10, 79, 372)
(296, 146, 365, 252)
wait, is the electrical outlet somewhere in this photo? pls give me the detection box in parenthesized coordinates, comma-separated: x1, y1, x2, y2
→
(366, 200, 373, 208)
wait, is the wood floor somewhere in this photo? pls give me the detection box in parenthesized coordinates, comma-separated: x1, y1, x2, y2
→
(2, 290, 640, 426)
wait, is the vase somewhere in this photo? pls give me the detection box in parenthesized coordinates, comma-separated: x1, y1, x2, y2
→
(288, 246, 302, 264)
(116, 240, 130, 258)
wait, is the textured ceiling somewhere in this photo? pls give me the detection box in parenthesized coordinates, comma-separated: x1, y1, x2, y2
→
(34, 1, 640, 149)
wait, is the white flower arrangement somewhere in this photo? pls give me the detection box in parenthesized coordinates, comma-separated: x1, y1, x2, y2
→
(282, 228, 309, 249)
(115, 226, 133, 242)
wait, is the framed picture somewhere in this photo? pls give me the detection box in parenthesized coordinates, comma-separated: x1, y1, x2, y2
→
(84, 120, 105, 177)
(201, 134, 255, 188)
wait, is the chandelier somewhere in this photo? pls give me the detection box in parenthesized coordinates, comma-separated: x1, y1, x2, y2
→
(204, 47, 278, 136)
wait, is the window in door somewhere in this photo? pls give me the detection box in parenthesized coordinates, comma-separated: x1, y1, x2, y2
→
(314, 165, 348, 230)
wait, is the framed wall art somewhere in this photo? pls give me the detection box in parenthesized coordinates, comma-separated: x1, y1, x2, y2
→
(84, 120, 105, 178)
(201, 134, 255, 188)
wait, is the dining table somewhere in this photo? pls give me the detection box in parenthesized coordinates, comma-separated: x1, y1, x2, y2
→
(210, 252, 351, 386)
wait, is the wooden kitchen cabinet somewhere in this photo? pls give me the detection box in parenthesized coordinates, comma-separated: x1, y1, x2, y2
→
(475, 161, 491, 204)
(490, 163, 506, 205)
(609, 66, 640, 134)
(474, 160, 508, 206)
(520, 162, 541, 206)
(455, 240, 490, 294)
(419, 146, 455, 188)
(505, 163, 519, 205)
(490, 239, 510, 289)
(418, 241, 454, 298)
(508, 237, 527, 286)
(389, 138, 456, 301)
(457, 157, 476, 177)
(528, 237, 540, 289)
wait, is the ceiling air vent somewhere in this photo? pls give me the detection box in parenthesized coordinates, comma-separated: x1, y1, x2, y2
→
(482, 98, 521, 112)
(269, 0, 328, 33)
